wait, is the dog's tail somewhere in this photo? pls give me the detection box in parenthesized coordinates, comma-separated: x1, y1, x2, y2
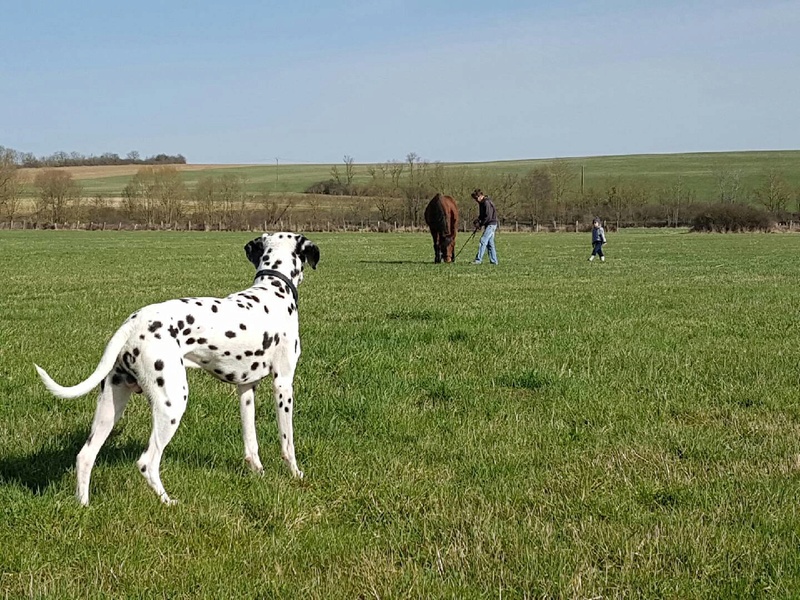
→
(34, 320, 135, 399)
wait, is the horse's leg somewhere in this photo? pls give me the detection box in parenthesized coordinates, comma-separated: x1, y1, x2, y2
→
(432, 231, 441, 263)
(447, 210, 459, 262)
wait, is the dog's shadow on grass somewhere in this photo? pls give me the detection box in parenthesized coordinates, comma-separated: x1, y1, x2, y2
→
(0, 429, 141, 496)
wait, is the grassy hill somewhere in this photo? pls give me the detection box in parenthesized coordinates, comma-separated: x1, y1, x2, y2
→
(17, 150, 800, 203)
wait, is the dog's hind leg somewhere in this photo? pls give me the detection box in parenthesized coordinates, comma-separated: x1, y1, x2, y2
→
(237, 382, 264, 473)
(76, 376, 132, 505)
(273, 369, 303, 479)
(136, 364, 188, 505)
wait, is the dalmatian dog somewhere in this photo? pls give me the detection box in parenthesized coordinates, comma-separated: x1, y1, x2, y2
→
(34, 232, 319, 506)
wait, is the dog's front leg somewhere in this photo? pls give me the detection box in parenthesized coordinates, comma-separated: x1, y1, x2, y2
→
(272, 373, 303, 479)
(237, 382, 263, 473)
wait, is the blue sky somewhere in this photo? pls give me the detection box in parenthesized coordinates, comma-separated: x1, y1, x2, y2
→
(1, 1, 797, 164)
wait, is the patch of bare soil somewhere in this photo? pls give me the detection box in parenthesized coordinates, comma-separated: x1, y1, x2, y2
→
(17, 164, 253, 183)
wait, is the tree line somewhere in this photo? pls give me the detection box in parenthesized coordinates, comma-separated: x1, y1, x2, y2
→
(0, 144, 186, 168)
(309, 153, 800, 230)
(2, 149, 799, 231)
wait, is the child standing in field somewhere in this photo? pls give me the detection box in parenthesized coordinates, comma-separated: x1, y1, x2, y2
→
(589, 218, 606, 262)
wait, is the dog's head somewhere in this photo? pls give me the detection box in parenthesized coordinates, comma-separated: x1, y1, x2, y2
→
(245, 232, 319, 284)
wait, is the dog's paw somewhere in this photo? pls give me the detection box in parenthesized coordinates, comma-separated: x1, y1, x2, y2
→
(159, 493, 178, 506)
(245, 455, 264, 474)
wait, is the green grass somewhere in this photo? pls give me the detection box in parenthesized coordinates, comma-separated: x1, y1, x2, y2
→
(1, 230, 799, 598)
(26, 149, 800, 200)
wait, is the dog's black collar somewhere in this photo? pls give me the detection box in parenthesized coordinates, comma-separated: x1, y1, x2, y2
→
(253, 269, 298, 304)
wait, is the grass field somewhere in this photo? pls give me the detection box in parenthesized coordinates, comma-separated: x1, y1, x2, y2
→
(1, 230, 799, 598)
(15, 149, 800, 201)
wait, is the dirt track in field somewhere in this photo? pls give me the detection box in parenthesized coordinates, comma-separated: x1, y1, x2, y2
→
(17, 164, 253, 183)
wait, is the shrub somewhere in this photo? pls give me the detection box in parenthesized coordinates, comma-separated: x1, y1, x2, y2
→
(690, 203, 775, 232)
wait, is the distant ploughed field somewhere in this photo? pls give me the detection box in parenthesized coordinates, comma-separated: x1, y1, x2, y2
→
(16, 163, 252, 183)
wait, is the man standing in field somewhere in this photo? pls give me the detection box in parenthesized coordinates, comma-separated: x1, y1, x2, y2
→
(589, 217, 607, 262)
(471, 189, 499, 265)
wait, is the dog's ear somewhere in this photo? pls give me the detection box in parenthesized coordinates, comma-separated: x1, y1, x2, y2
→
(244, 237, 265, 268)
(295, 236, 320, 270)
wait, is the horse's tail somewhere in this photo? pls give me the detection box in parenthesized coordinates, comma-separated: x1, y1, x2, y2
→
(429, 193, 449, 236)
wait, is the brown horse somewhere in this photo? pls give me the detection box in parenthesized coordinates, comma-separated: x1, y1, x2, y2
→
(424, 193, 459, 263)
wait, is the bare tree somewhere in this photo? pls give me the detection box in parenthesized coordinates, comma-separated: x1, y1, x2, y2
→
(122, 166, 186, 225)
(343, 155, 355, 185)
(519, 167, 553, 229)
(406, 152, 420, 184)
(33, 169, 82, 222)
(548, 159, 577, 225)
(753, 170, 790, 213)
(0, 146, 21, 221)
(657, 177, 696, 227)
(714, 166, 742, 203)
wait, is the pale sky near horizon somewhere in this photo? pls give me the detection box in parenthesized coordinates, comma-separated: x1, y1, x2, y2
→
(1, 1, 797, 165)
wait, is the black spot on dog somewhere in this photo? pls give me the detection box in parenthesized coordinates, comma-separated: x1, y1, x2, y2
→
(141, 465, 147, 472)
(288, 306, 293, 315)
(211, 305, 218, 313)
(100, 379, 106, 391)
(179, 299, 189, 304)
(262, 332, 273, 349)
(246, 399, 251, 405)
(239, 324, 247, 330)
(177, 320, 184, 329)
(263, 306, 269, 314)
(133, 348, 140, 357)
(186, 338, 195, 345)
(225, 331, 236, 338)
(236, 355, 242, 360)
(195, 301, 202, 306)
(284, 406, 289, 413)
(251, 362, 259, 370)
(125, 374, 137, 385)
(148, 321, 163, 333)
(182, 328, 191, 336)
(225, 373, 236, 382)
(255, 349, 264, 356)
(139, 334, 145, 340)
(154, 334, 161, 339)
(169, 326, 179, 338)
(274, 333, 280, 345)
(156, 377, 165, 387)
(166, 400, 172, 407)
(278, 401, 283, 409)
(186, 315, 195, 324)
(245, 350, 253, 357)
(214, 369, 223, 374)
(208, 345, 218, 350)
(224, 351, 231, 356)
(171, 418, 176, 425)
(154, 360, 164, 371)
(197, 337, 207, 345)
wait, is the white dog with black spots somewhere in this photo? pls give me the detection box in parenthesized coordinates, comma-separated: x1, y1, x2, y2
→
(35, 232, 319, 506)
